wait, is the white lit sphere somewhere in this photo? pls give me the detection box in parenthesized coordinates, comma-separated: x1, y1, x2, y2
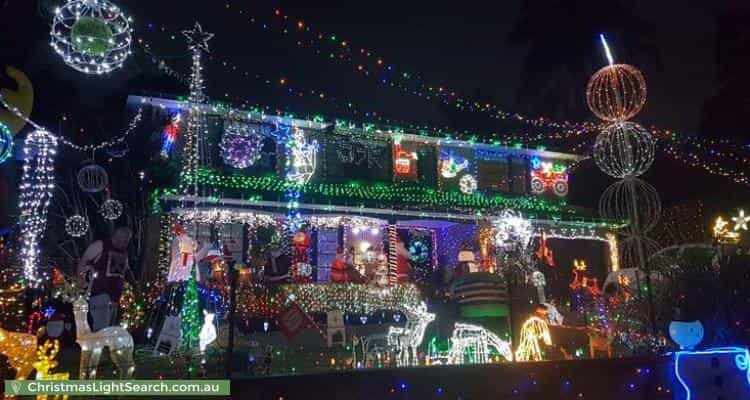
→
(50, 0, 133, 75)
(619, 235, 661, 270)
(77, 163, 109, 193)
(459, 174, 478, 195)
(594, 122, 655, 179)
(599, 178, 661, 235)
(100, 199, 123, 220)
(65, 215, 90, 237)
(586, 64, 647, 122)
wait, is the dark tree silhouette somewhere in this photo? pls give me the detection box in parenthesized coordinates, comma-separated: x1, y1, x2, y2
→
(699, 8, 750, 140)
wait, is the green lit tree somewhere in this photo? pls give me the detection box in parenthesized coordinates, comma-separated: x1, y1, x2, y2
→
(180, 264, 201, 349)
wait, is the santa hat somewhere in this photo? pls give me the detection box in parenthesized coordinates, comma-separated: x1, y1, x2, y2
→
(203, 241, 223, 263)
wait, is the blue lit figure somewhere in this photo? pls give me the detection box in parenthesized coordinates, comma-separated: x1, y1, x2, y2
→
(0, 122, 12, 164)
(674, 347, 750, 400)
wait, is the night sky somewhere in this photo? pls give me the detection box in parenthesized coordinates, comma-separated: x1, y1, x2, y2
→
(1, 0, 750, 215)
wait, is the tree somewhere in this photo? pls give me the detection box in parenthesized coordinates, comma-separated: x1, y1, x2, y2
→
(699, 8, 750, 140)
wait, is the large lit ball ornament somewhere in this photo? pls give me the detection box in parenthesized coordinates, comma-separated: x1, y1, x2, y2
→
(459, 174, 478, 195)
(619, 235, 661, 270)
(50, 0, 133, 75)
(77, 163, 109, 193)
(0, 122, 13, 164)
(586, 64, 647, 122)
(594, 122, 655, 178)
(65, 215, 89, 238)
(100, 198, 123, 220)
(599, 178, 661, 235)
(219, 122, 263, 169)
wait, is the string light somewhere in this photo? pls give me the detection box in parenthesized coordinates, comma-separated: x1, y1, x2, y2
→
(183, 167, 575, 215)
(18, 130, 58, 287)
(0, 121, 13, 164)
(178, 22, 213, 196)
(50, 0, 133, 75)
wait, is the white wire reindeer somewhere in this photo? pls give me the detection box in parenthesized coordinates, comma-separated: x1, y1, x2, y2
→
(387, 302, 435, 367)
(447, 323, 513, 365)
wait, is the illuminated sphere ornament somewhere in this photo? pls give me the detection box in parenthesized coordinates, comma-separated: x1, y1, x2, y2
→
(50, 0, 133, 75)
(220, 121, 263, 169)
(599, 178, 661, 235)
(619, 235, 661, 270)
(586, 64, 647, 122)
(0, 122, 12, 164)
(594, 122, 655, 178)
(100, 199, 123, 220)
(77, 163, 109, 193)
(65, 215, 89, 238)
(459, 174, 478, 195)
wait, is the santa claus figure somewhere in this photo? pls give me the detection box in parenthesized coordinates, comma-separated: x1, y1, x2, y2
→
(168, 224, 211, 282)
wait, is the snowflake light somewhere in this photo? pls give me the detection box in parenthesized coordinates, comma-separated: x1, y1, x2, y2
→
(459, 174, 477, 195)
(492, 209, 533, 251)
(50, 0, 133, 75)
(100, 198, 123, 220)
(220, 121, 262, 169)
(0, 121, 12, 164)
(65, 215, 89, 237)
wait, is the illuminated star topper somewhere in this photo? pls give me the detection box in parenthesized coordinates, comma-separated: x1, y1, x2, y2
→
(182, 22, 214, 53)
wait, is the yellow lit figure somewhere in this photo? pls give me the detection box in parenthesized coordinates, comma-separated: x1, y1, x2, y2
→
(0, 325, 37, 380)
(33, 340, 69, 400)
(713, 216, 740, 244)
(515, 316, 552, 362)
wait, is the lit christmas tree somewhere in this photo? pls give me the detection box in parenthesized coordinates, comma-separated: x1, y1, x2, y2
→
(180, 264, 201, 349)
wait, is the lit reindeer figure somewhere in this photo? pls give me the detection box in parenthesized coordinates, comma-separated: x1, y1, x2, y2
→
(33, 340, 69, 400)
(515, 316, 552, 362)
(0, 325, 37, 380)
(73, 296, 134, 379)
(387, 302, 435, 367)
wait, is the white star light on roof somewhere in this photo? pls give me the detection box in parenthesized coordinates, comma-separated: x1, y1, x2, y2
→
(732, 209, 750, 231)
(182, 22, 214, 53)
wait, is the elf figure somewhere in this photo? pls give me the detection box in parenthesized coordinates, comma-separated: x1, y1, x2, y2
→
(168, 224, 211, 283)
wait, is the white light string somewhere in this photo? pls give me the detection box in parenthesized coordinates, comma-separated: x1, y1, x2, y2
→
(0, 93, 144, 152)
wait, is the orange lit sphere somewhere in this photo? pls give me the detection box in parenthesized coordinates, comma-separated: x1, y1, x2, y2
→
(586, 64, 647, 122)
